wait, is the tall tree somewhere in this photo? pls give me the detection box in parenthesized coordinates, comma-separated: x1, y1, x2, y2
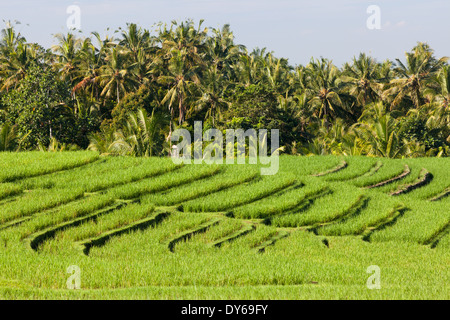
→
(52, 33, 82, 85)
(341, 53, 385, 106)
(160, 20, 207, 68)
(193, 65, 229, 125)
(159, 50, 200, 131)
(2, 64, 76, 149)
(206, 24, 244, 80)
(383, 43, 448, 110)
(305, 58, 347, 121)
(0, 42, 41, 91)
(99, 47, 139, 104)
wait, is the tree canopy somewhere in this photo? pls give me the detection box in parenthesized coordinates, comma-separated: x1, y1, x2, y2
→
(0, 20, 448, 158)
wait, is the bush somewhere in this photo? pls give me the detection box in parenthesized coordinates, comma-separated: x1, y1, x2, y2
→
(2, 64, 77, 149)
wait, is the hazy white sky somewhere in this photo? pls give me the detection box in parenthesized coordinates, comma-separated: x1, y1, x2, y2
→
(1, 0, 449, 66)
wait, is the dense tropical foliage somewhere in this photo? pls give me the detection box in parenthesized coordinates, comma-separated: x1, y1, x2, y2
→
(0, 20, 448, 158)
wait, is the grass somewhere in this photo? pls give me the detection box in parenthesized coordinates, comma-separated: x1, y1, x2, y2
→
(143, 165, 259, 206)
(352, 159, 407, 188)
(0, 188, 86, 224)
(0, 183, 23, 201)
(0, 151, 99, 182)
(19, 157, 178, 192)
(16, 195, 116, 239)
(232, 181, 329, 220)
(370, 198, 450, 245)
(323, 157, 379, 181)
(270, 183, 364, 227)
(182, 172, 296, 212)
(435, 232, 450, 250)
(317, 193, 404, 236)
(105, 164, 220, 200)
(55, 202, 156, 242)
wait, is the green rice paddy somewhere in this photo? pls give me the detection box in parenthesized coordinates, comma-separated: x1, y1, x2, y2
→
(0, 152, 448, 299)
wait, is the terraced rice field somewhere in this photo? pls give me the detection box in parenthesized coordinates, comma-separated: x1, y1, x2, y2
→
(0, 152, 448, 299)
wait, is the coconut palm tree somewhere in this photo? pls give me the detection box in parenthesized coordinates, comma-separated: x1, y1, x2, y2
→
(0, 42, 40, 91)
(262, 52, 292, 95)
(159, 50, 200, 131)
(236, 49, 264, 86)
(72, 38, 100, 100)
(383, 43, 448, 111)
(160, 20, 207, 68)
(304, 58, 348, 121)
(341, 53, 384, 106)
(192, 65, 229, 125)
(0, 23, 33, 91)
(0, 22, 25, 54)
(73, 32, 116, 101)
(91, 31, 116, 65)
(206, 24, 244, 80)
(424, 65, 450, 109)
(98, 47, 139, 104)
(51, 33, 83, 84)
(119, 23, 155, 84)
(119, 23, 151, 58)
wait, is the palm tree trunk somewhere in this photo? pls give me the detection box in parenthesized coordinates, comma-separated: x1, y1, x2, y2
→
(178, 94, 184, 125)
(117, 82, 120, 104)
(211, 102, 215, 126)
(168, 107, 174, 154)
